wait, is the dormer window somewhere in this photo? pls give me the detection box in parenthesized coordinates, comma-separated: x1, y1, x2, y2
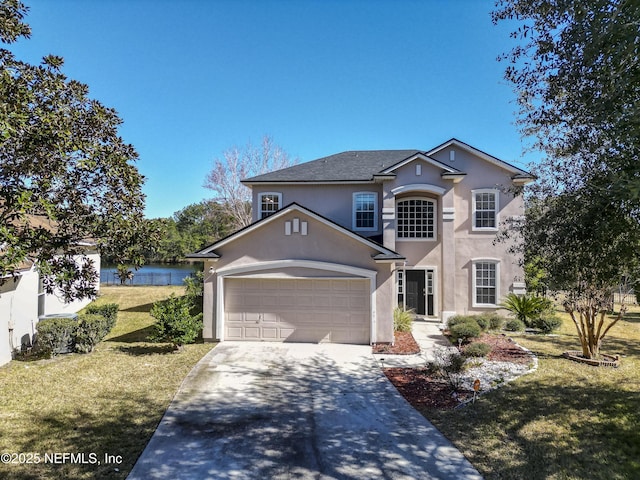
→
(260, 193, 282, 219)
(353, 192, 378, 231)
(472, 189, 499, 231)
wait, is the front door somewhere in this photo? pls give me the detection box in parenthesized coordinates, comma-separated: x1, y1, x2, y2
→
(406, 270, 426, 315)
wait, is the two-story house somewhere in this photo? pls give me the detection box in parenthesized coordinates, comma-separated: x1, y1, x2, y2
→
(191, 138, 533, 345)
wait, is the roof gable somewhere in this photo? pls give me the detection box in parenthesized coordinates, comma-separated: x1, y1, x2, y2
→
(380, 152, 460, 175)
(426, 138, 533, 177)
(190, 203, 404, 261)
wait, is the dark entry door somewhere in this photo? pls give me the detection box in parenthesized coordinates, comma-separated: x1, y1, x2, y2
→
(406, 270, 426, 315)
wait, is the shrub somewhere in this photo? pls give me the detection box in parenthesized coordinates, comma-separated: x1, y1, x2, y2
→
(183, 272, 204, 314)
(36, 317, 77, 355)
(504, 318, 526, 332)
(449, 319, 482, 344)
(474, 315, 490, 331)
(500, 293, 547, 328)
(447, 315, 474, 329)
(84, 303, 119, 331)
(429, 347, 466, 391)
(150, 295, 203, 348)
(489, 313, 504, 330)
(464, 342, 491, 358)
(533, 315, 563, 333)
(74, 314, 111, 353)
(393, 307, 414, 332)
(477, 312, 504, 331)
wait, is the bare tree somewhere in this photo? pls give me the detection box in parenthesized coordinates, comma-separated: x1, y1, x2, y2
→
(204, 135, 298, 230)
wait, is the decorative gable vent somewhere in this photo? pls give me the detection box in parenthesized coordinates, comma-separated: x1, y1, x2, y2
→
(285, 218, 308, 236)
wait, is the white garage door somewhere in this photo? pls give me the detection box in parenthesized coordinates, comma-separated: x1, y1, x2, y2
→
(224, 277, 370, 344)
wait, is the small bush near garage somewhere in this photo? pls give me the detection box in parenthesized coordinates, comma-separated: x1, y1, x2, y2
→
(463, 342, 491, 358)
(504, 318, 526, 332)
(150, 295, 203, 349)
(35, 317, 77, 355)
(393, 307, 414, 332)
(74, 314, 113, 353)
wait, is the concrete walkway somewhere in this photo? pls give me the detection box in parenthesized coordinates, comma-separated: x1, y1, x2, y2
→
(128, 341, 482, 480)
(373, 318, 453, 367)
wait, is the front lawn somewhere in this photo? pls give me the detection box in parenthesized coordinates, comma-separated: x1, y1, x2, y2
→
(423, 307, 640, 480)
(0, 286, 215, 480)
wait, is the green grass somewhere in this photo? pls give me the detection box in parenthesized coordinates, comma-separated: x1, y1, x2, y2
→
(0, 286, 215, 480)
(424, 306, 640, 480)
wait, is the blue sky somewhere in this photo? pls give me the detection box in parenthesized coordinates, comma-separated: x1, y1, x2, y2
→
(10, 0, 536, 219)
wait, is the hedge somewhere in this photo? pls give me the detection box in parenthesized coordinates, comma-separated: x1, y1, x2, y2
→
(35, 304, 119, 356)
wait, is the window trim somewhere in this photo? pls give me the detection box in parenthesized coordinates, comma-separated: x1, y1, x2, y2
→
(472, 259, 500, 308)
(471, 188, 499, 232)
(259, 192, 282, 219)
(396, 197, 437, 241)
(352, 192, 378, 231)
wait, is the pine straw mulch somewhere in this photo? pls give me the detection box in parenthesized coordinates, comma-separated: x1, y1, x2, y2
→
(372, 331, 421, 355)
(382, 333, 533, 410)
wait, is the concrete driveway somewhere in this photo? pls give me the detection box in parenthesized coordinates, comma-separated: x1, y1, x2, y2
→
(128, 342, 482, 480)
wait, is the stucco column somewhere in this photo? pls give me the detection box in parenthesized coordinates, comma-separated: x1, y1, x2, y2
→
(202, 261, 216, 341)
(382, 185, 396, 251)
(441, 186, 456, 323)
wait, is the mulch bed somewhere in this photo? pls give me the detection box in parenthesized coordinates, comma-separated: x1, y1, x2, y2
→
(471, 333, 533, 365)
(372, 331, 421, 355)
(383, 368, 471, 409)
(383, 333, 531, 410)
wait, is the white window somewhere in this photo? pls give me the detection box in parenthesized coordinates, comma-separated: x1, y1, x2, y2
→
(472, 189, 499, 231)
(353, 192, 377, 231)
(473, 260, 500, 307)
(38, 276, 45, 317)
(259, 193, 281, 219)
(396, 269, 404, 306)
(396, 198, 436, 239)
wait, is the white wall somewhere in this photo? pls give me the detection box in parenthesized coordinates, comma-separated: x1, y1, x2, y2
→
(0, 252, 101, 367)
(0, 271, 39, 366)
(43, 252, 101, 315)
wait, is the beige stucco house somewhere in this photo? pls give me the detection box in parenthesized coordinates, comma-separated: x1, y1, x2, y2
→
(191, 138, 534, 345)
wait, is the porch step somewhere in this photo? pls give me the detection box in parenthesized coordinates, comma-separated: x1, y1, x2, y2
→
(413, 316, 444, 325)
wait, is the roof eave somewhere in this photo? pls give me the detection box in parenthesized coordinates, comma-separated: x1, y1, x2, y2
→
(512, 175, 536, 185)
(441, 172, 467, 183)
(185, 252, 220, 260)
(372, 174, 397, 182)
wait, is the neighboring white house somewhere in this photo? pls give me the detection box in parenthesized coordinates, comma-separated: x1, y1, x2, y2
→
(0, 248, 100, 367)
(190, 138, 534, 346)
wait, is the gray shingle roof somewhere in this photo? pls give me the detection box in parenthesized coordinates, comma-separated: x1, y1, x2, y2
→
(243, 139, 534, 183)
(244, 150, 422, 183)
